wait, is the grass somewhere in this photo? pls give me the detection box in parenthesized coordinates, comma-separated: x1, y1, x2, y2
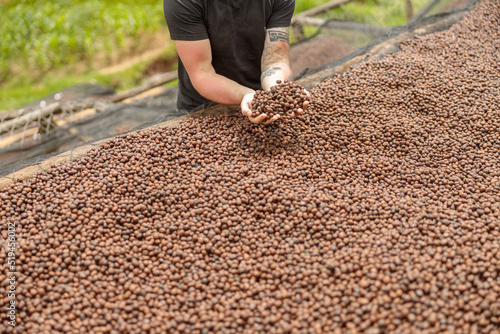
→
(295, 0, 333, 13)
(295, 0, 434, 42)
(323, 0, 431, 26)
(0, 46, 177, 110)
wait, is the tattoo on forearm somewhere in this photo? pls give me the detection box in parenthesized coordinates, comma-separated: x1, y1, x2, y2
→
(268, 30, 289, 43)
(262, 28, 290, 75)
(261, 66, 282, 81)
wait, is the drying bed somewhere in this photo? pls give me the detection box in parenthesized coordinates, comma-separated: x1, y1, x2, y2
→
(1, 0, 499, 333)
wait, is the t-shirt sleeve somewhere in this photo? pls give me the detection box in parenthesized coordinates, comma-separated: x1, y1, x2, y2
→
(267, 0, 295, 28)
(163, 0, 208, 41)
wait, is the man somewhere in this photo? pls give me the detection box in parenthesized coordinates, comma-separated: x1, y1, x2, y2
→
(163, 0, 309, 125)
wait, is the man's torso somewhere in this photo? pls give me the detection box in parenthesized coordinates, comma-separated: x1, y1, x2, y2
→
(164, 0, 294, 111)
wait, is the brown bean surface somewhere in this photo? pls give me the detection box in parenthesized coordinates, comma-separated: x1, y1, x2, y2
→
(251, 80, 310, 120)
(1, 1, 500, 333)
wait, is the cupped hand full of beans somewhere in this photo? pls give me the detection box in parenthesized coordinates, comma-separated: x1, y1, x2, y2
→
(251, 80, 310, 120)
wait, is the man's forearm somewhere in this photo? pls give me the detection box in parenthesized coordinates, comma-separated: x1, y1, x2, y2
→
(261, 27, 293, 90)
(192, 71, 254, 106)
(261, 61, 292, 90)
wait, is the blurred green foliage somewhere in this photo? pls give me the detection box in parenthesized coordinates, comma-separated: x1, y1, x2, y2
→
(295, 0, 332, 13)
(0, 0, 165, 83)
(324, 0, 429, 27)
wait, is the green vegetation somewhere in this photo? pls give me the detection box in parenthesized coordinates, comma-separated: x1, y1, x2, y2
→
(0, 48, 178, 110)
(1, 0, 445, 111)
(0, 0, 167, 110)
(295, 0, 332, 13)
(324, 0, 430, 27)
(0, 0, 165, 82)
(295, 0, 432, 42)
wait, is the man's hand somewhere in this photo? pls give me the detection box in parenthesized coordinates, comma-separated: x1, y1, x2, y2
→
(240, 91, 280, 125)
(240, 88, 310, 125)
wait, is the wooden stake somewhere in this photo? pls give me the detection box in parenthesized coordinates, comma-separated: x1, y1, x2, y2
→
(406, 0, 414, 20)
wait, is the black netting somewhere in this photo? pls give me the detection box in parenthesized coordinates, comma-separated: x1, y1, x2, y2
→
(294, 0, 480, 83)
(0, 87, 182, 178)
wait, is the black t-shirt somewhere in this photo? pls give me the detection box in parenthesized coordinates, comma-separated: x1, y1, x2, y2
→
(164, 0, 295, 111)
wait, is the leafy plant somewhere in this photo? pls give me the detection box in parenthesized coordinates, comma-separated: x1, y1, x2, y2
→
(0, 0, 165, 83)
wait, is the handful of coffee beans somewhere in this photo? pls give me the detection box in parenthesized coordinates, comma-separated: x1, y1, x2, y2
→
(251, 80, 310, 119)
